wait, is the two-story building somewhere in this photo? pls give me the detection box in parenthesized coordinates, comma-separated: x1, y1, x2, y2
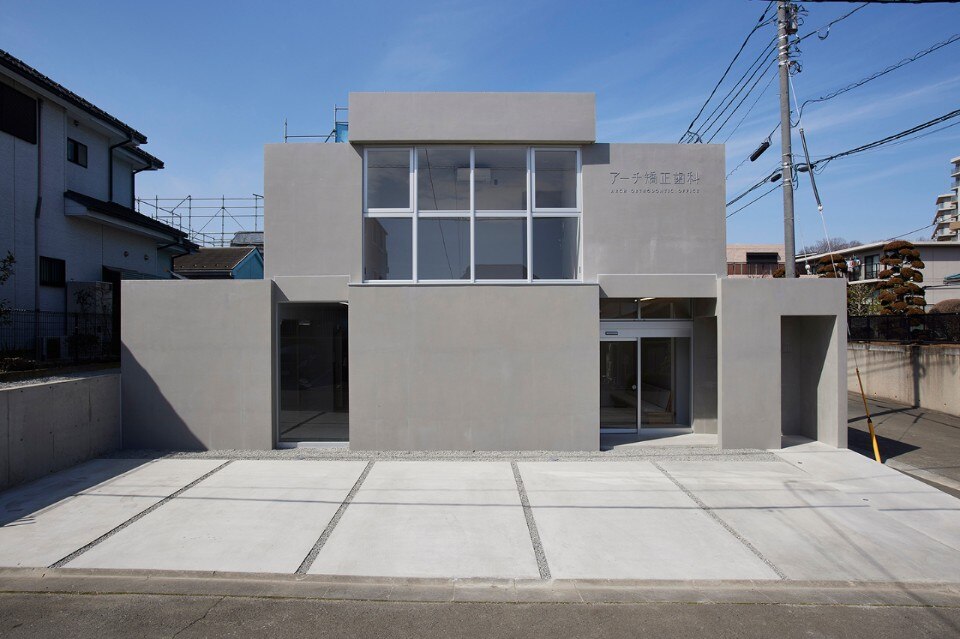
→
(121, 92, 846, 452)
(0, 49, 194, 357)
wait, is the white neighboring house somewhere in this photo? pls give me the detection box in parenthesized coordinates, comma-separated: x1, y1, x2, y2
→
(932, 156, 960, 242)
(801, 241, 960, 308)
(0, 48, 195, 328)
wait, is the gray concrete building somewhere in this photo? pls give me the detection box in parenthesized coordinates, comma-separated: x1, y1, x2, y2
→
(122, 92, 847, 452)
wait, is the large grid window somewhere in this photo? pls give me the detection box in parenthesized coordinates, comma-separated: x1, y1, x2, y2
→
(363, 146, 581, 283)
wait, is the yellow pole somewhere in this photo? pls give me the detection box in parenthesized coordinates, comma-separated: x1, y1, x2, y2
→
(855, 367, 882, 463)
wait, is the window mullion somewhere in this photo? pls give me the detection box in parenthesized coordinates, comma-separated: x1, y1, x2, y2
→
(470, 147, 476, 283)
(526, 147, 533, 282)
(411, 147, 418, 283)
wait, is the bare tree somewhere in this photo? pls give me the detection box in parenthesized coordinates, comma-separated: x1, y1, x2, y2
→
(801, 237, 862, 255)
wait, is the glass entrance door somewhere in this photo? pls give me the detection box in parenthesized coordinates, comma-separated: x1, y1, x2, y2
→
(640, 337, 676, 426)
(600, 341, 638, 431)
(600, 333, 691, 432)
(278, 303, 348, 443)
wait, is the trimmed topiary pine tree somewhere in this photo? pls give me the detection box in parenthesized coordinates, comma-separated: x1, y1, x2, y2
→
(815, 254, 849, 278)
(875, 240, 925, 316)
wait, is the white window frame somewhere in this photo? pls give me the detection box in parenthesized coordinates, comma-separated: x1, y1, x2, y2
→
(362, 145, 582, 284)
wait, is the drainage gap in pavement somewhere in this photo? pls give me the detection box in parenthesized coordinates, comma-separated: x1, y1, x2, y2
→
(652, 461, 787, 580)
(511, 461, 552, 580)
(296, 460, 375, 575)
(49, 460, 234, 568)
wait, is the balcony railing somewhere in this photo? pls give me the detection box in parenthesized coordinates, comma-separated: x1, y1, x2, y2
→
(726, 262, 783, 277)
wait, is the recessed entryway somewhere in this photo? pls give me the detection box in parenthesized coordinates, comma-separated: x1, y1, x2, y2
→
(277, 303, 349, 445)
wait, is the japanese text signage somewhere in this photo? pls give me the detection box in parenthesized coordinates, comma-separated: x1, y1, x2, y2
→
(609, 170, 702, 195)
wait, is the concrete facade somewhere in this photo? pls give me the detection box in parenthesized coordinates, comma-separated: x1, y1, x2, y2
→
(121, 280, 274, 450)
(122, 91, 847, 452)
(348, 285, 598, 451)
(0, 373, 120, 490)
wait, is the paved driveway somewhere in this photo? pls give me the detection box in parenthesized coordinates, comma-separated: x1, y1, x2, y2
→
(2, 443, 960, 583)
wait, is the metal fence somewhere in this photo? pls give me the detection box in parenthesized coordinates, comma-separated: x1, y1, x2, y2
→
(848, 313, 960, 344)
(0, 309, 118, 362)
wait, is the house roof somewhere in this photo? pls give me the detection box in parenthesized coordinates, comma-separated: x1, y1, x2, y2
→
(173, 247, 258, 273)
(64, 190, 193, 244)
(800, 241, 956, 261)
(230, 231, 264, 247)
(0, 47, 148, 144)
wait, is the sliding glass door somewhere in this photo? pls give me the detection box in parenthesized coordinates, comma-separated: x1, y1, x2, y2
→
(600, 331, 691, 432)
(600, 340, 638, 431)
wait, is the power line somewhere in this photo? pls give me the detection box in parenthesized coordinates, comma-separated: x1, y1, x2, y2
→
(722, 67, 780, 144)
(707, 57, 779, 142)
(796, 2, 868, 42)
(693, 40, 778, 141)
(679, 2, 777, 142)
(726, 166, 782, 206)
(797, 33, 960, 120)
(727, 182, 782, 218)
(811, 107, 960, 169)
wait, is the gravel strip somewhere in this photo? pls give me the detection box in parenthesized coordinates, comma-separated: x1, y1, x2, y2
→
(0, 368, 119, 390)
(296, 461, 375, 574)
(48, 461, 233, 568)
(511, 461, 551, 579)
(108, 447, 778, 463)
(653, 461, 787, 580)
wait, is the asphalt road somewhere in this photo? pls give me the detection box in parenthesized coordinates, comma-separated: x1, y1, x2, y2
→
(2, 591, 960, 639)
(848, 393, 960, 499)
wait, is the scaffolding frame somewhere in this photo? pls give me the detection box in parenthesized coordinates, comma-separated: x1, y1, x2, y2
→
(135, 195, 263, 247)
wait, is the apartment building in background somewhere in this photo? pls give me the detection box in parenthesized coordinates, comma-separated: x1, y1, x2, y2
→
(933, 155, 960, 242)
(726, 244, 785, 277)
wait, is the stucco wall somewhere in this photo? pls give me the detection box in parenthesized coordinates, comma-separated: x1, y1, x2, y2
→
(348, 284, 599, 451)
(349, 92, 596, 144)
(718, 278, 847, 449)
(264, 143, 361, 281)
(0, 372, 120, 491)
(848, 343, 960, 416)
(121, 280, 274, 450)
(583, 143, 726, 280)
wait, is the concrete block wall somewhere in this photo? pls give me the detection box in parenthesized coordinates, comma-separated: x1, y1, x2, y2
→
(0, 373, 121, 491)
(848, 343, 960, 416)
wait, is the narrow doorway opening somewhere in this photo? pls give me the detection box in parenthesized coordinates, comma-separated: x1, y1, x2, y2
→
(277, 303, 348, 445)
(781, 315, 834, 442)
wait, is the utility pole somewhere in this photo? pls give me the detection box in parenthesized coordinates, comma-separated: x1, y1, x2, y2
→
(778, 1, 796, 277)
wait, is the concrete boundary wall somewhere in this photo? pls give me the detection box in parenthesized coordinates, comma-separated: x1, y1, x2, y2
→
(0, 373, 121, 490)
(848, 343, 960, 416)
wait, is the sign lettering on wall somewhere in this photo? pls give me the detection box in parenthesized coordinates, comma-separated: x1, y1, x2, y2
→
(608, 170, 702, 195)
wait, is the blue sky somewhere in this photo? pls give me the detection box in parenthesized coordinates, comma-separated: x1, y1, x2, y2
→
(2, 0, 959, 247)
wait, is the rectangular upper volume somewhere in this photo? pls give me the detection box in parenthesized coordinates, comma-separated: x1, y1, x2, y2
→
(348, 92, 596, 144)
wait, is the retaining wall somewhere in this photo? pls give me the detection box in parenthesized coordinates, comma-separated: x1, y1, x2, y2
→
(0, 372, 121, 491)
(848, 343, 960, 416)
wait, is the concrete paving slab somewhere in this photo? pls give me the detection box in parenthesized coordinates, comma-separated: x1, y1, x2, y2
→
(67, 460, 366, 573)
(310, 461, 540, 579)
(0, 459, 222, 567)
(776, 443, 960, 553)
(517, 461, 780, 580)
(660, 459, 960, 582)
